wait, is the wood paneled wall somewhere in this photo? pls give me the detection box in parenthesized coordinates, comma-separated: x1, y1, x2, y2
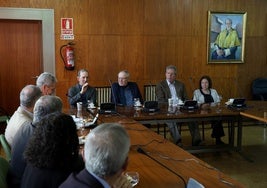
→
(1, 0, 267, 108)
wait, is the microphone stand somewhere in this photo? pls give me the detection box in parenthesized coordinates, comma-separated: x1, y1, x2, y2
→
(137, 147, 187, 187)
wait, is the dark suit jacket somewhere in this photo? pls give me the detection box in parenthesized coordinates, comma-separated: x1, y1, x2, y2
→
(111, 82, 143, 106)
(156, 80, 188, 103)
(21, 164, 72, 188)
(68, 84, 96, 107)
(59, 169, 104, 188)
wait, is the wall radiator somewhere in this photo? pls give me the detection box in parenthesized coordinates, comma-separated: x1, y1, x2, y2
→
(96, 85, 156, 106)
(96, 86, 111, 106)
(144, 85, 157, 101)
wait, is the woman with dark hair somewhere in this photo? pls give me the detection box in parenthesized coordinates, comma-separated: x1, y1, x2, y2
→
(21, 112, 84, 188)
(193, 75, 225, 145)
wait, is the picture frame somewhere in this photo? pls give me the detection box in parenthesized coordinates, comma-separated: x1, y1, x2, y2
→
(207, 11, 247, 64)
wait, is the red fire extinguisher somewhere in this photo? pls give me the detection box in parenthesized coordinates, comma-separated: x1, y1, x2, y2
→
(60, 42, 75, 70)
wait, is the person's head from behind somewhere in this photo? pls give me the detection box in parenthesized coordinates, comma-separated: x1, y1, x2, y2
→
(165, 65, 177, 83)
(24, 112, 79, 169)
(36, 72, 57, 95)
(84, 123, 130, 182)
(118, 70, 130, 87)
(225, 18, 233, 30)
(77, 69, 89, 86)
(199, 75, 212, 90)
(20, 85, 42, 112)
(33, 95, 63, 123)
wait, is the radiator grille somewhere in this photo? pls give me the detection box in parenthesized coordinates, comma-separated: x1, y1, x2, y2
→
(96, 87, 111, 106)
(144, 85, 156, 101)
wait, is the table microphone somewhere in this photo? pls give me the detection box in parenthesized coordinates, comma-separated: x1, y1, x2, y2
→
(137, 147, 187, 187)
(108, 79, 117, 106)
(108, 79, 124, 107)
(189, 77, 195, 93)
(66, 93, 73, 98)
(234, 77, 245, 98)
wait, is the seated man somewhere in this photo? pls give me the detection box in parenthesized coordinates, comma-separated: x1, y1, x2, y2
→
(59, 123, 132, 188)
(5, 85, 42, 146)
(111, 70, 143, 106)
(8, 95, 63, 188)
(211, 18, 241, 60)
(68, 69, 97, 108)
(36, 72, 57, 96)
(156, 65, 202, 146)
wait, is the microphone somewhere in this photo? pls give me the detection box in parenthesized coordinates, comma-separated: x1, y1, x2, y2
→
(188, 77, 195, 92)
(66, 93, 78, 107)
(188, 77, 196, 100)
(234, 77, 245, 98)
(157, 81, 170, 103)
(108, 79, 117, 106)
(108, 79, 124, 107)
(148, 81, 156, 101)
(137, 147, 186, 187)
(66, 93, 73, 98)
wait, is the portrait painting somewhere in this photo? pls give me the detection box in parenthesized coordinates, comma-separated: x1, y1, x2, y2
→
(207, 11, 247, 64)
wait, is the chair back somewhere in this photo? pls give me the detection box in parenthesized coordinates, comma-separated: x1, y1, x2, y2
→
(0, 107, 10, 134)
(0, 134, 11, 162)
(252, 78, 267, 101)
(95, 86, 111, 106)
(0, 156, 9, 188)
(144, 85, 157, 101)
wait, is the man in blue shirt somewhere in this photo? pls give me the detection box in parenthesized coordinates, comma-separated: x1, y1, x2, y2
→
(111, 70, 143, 106)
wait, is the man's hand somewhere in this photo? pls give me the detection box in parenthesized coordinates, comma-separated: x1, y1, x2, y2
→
(80, 83, 89, 94)
(216, 49, 224, 56)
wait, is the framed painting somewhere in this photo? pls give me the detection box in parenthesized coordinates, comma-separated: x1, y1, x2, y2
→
(207, 11, 247, 63)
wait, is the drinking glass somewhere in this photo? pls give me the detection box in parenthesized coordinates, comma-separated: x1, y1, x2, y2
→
(134, 98, 141, 107)
(216, 95, 223, 113)
(79, 118, 86, 136)
(125, 171, 139, 187)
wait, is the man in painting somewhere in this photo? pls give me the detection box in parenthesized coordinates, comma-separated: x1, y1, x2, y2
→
(211, 18, 241, 60)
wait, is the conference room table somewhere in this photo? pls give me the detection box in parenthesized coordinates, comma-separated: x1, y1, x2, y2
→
(239, 100, 267, 123)
(115, 103, 242, 153)
(98, 114, 244, 187)
(67, 106, 245, 187)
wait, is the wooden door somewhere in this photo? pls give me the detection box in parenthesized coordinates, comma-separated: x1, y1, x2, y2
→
(0, 19, 42, 115)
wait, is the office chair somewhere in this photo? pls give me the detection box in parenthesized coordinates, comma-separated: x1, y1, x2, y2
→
(252, 77, 267, 101)
(0, 156, 9, 188)
(0, 107, 10, 135)
(0, 134, 11, 162)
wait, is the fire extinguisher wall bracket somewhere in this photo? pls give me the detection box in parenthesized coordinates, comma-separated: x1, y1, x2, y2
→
(60, 42, 75, 70)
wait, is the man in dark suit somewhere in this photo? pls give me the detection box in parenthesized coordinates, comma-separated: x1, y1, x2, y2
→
(111, 70, 143, 106)
(156, 65, 202, 146)
(68, 69, 96, 108)
(59, 123, 132, 188)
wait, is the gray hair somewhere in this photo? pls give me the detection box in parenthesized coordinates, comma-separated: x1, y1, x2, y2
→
(84, 123, 130, 178)
(166, 65, 177, 74)
(225, 18, 232, 24)
(118, 70, 130, 78)
(36, 72, 57, 87)
(77, 69, 88, 77)
(20, 85, 42, 108)
(33, 95, 62, 123)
